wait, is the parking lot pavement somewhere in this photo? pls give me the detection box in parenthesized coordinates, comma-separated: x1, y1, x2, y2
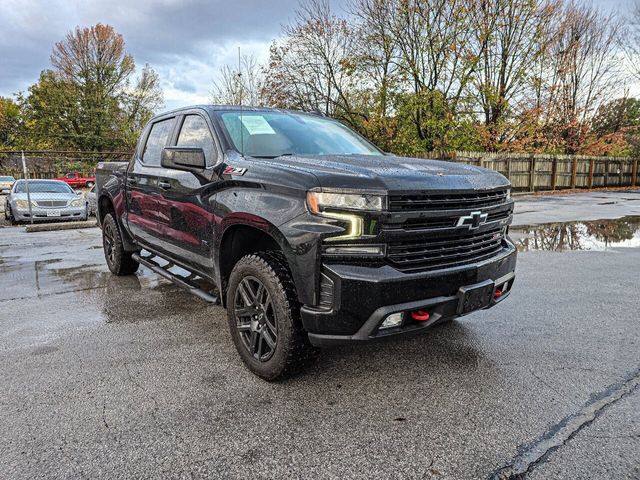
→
(513, 189, 640, 225)
(1, 192, 639, 479)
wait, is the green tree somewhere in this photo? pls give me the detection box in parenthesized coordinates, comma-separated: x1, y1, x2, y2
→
(0, 97, 21, 147)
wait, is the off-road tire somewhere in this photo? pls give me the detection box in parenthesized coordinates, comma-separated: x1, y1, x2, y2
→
(227, 251, 318, 381)
(102, 213, 139, 276)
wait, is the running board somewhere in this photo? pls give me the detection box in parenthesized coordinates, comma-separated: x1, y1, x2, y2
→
(131, 252, 220, 304)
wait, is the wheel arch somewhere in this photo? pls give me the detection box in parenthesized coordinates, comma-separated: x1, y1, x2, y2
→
(216, 216, 299, 307)
(97, 194, 115, 227)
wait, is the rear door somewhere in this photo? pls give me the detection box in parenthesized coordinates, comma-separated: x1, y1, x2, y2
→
(153, 111, 220, 272)
(125, 116, 177, 247)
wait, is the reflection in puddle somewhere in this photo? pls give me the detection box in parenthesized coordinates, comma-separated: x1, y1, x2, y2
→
(512, 216, 640, 252)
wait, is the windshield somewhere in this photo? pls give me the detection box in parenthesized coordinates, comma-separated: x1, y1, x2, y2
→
(0, 176, 15, 181)
(219, 111, 383, 158)
(14, 181, 73, 194)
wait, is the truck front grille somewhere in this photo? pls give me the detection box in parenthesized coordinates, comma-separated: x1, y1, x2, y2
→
(387, 227, 505, 273)
(383, 207, 511, 232)
(389, 189, 508, 212)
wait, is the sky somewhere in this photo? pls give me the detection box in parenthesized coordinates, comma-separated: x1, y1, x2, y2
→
(0, 0, 637, 110)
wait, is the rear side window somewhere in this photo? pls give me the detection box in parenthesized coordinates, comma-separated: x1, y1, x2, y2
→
(143, 118, 175, 166)
(177, 115, 216, 164)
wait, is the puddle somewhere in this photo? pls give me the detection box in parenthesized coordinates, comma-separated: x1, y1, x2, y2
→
(511, 216, 640, 252)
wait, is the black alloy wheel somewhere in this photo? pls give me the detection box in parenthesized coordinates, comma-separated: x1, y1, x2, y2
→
(234, 276, 278, 361)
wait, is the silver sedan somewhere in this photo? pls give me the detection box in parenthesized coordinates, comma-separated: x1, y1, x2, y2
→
(4, 179, 88, 225)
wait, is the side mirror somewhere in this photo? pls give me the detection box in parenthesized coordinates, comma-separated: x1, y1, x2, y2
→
(161, 147, 206, 172)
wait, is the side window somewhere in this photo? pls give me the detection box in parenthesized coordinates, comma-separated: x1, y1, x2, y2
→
(176, 115, 216, 164)
(142, 118, 175, 166)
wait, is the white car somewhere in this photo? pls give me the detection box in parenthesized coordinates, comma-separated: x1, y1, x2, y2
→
(4, 179, 88, 225)
(0, 175, 15, 193)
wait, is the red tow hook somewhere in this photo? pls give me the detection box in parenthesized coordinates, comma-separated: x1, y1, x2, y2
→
(411, 310, 430, 321)
(494, 289, 503, 299)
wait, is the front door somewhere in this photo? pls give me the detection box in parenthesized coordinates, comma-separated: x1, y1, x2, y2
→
(153, 112, 220, 272)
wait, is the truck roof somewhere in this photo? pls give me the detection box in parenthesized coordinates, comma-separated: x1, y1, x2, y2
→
(150, 104, 316, 120)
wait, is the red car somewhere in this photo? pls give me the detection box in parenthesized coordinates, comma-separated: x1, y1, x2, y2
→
(55, 171, 96, 188)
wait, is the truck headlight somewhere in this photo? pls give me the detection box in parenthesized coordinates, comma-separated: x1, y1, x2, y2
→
(306, 192, 385, 213)
(307, 191, 385, 242)
(70, 198, 84, 207)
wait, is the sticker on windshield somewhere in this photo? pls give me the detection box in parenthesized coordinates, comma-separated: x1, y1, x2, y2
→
(240, 115, 276, 135)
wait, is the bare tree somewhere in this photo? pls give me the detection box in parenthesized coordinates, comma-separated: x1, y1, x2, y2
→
(349, 0, 399, 118)
(626, 0, 640, 82)
(210, 54, 264, 106)
(540, 2, 623, 153)
(474, 0, 560, 148)
(122, 64, 164, 140)
(262, 0, 361, 124)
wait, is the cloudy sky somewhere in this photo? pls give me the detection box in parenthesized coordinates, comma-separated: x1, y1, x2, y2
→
(0, 0, 636, 110)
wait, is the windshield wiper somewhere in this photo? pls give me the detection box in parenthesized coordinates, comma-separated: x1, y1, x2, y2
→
(251, 153, 295, 159)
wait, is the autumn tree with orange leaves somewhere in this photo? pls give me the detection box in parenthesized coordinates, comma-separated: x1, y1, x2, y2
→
(18, 24, 162, 150)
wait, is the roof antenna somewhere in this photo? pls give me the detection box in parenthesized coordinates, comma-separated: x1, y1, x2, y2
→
(238, 46, 244, 157)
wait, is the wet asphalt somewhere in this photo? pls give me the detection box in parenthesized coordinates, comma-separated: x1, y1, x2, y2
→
(1, 191, 639, 479)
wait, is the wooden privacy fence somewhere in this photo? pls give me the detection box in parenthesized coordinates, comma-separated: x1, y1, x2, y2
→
(415, 151, 640, 192)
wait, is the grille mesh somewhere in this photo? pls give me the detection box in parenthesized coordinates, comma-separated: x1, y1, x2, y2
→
(389, 190, 508, 212)
(387, 227, 505, 272)
(35, 200, 68, 207)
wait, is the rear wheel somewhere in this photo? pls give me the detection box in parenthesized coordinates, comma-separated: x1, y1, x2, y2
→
(102, 213, 139, 275)
(227, 252, 318, 380)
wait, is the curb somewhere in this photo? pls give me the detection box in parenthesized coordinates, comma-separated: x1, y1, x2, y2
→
(25, 220, 98, 233)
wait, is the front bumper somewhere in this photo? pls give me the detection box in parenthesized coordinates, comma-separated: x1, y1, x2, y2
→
(13, 206, 87, 222)
(302, 243, 517, 346)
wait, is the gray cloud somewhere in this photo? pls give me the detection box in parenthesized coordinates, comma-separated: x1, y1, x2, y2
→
(0, 0, 326, 105)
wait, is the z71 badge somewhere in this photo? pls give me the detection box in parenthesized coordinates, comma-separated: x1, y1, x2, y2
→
(223, 166, 247, 176)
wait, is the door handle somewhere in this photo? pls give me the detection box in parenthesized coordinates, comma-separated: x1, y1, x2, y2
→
(159, 181, 171, 190)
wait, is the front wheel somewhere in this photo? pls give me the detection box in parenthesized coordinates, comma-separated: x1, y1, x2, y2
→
(227, 252, 318, 381)
(102, 213, 139, 275)
(7, 205, 17, 225)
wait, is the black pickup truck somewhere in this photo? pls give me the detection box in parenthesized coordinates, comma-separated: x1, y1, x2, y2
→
(96, 105, 516, 380)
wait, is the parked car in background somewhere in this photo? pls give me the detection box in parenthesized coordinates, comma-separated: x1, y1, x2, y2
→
(55, 171, 96, 188)
(85, 184, 97, 216)
(5, 179, 88, 224)
(0, 175, 16, 193)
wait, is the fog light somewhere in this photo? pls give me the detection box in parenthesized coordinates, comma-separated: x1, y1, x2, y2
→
(380, 312, 403, 329)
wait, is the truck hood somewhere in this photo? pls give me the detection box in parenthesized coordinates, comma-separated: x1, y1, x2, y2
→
(257, 154, 509, 192)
